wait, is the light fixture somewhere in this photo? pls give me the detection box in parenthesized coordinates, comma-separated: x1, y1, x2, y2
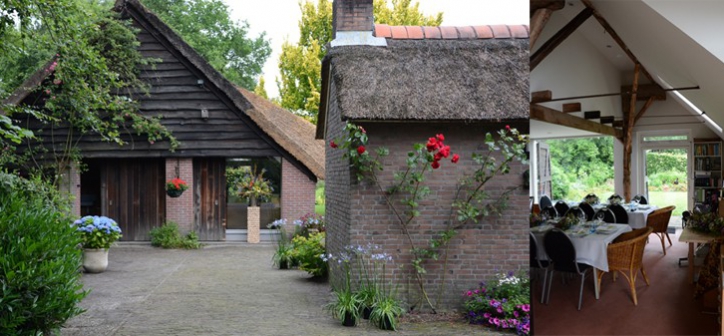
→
(197, 79, 204, 87)
(201, 108, 209, 119)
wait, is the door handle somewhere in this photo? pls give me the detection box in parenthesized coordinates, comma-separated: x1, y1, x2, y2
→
(215, 200, 218, 206)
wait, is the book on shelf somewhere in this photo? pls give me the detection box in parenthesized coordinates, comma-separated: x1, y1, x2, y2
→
(695, 143, 721, 156)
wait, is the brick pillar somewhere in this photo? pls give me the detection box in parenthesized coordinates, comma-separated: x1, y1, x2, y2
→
(281, 158, 317, 221)
(247, 206, 260, 243)
(333, 0, 374, 35)
(165, 158, 194, 234)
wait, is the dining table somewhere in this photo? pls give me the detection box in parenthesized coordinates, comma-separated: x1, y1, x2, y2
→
(531, 222, 632, 299)
(565, 201, 658, 228)
(678, 227, 719, 284)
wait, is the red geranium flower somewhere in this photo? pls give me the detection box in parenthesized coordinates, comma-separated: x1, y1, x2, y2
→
(357, 145, 366, 155)
(330, 140, 338, 148)
(431, 160, 440, 169)
(451, 154, 460, 163)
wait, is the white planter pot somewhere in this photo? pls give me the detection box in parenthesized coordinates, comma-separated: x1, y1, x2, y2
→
(83, 248, 109, 273)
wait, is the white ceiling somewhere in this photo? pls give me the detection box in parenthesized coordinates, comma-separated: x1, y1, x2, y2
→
(531, 0, 724, 140)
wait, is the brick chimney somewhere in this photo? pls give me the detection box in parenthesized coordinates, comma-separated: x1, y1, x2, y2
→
(331, 0, 386, 47)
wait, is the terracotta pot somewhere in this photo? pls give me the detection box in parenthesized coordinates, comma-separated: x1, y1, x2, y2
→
(83, 248, 109, 273)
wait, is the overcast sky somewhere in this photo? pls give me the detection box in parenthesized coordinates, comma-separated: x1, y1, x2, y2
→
(221, 0, 529, 98)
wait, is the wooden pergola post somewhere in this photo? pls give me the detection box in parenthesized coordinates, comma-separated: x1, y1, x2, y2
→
(622, 63, 640, 202)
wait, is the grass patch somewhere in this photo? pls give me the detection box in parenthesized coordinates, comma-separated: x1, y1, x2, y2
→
(648, 191, 687, 216)
(315, 204, 325, 216)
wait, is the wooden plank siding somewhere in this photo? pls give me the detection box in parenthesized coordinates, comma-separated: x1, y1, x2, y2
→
(14, 20, 280, 159)
(102, 158, 165, 240)
(194, 158, 226, 240)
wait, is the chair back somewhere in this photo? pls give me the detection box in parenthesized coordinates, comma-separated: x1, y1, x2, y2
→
(530, 232, 548, 269)
(609, 204, 629, 224)
(566, 206, 585, 220)
(541, 206, 558, 219)
(540, 195, 553, 209)
(578, 202, 595, 221)
(594, 207, 616, 223)
(633, 194, 648, 205)
(607, 227, 653, 272)
(646, 205, 675, 233)
(544, 229, 583, 273)
(554, 201, 570, 218)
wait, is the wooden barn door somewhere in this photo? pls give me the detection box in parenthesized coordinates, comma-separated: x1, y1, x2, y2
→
(194, 158, 226, 240)
(102, 158, 166, 241)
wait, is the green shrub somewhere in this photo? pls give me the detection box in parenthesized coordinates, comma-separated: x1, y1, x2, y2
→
(149, 222, 202, 249)
(0, 173, 87, 335)
(291, 232, 327, 277)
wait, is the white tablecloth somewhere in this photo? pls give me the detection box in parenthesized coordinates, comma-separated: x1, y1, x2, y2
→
(531, 223, 632, 272)
(591, 203, 658, 229)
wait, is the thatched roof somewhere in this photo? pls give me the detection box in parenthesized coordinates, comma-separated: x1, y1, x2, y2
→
(238, 88, 325, 179)
(317, 30, 529, 139)
(2, 0, 324, 180)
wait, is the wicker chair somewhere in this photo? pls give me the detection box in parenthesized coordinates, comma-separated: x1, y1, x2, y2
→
(646, 205, 675, 255)
(598, 227, 653, 306)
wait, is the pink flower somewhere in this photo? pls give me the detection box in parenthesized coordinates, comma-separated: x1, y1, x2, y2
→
(505, 125, 511, 131)
(466, 291, 472, 296)
(359, 126, 366, 134)
(473, 289, 479, 294)
(521, 304, 530, 312)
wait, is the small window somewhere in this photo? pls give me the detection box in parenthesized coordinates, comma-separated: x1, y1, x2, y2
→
(643, 135, 688, 142)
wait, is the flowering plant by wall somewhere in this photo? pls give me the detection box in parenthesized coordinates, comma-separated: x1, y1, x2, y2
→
(73, 215, 122, 249)
(166, 177, 189, 192)
(330, 123, 528, 312)
(464, 271, 530, 335)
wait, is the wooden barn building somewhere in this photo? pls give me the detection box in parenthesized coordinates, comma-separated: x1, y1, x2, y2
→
(318, 0, 529, 309)
(4, 0, 324, 241)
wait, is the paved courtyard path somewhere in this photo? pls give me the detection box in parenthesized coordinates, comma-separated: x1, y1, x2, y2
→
(62, 244, 505, 336)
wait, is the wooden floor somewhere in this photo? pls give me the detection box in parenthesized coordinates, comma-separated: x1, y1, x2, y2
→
(532, 228, 719, 335)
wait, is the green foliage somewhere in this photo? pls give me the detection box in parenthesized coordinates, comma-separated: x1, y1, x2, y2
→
(648, 170, 687, 192)
(142, 0, 271, 90)
(326, 290, 361, 325)
(254, 76, 269, 99)
(369, 296, 405, 330)
(1, 1, 179, 176)
(291, 232, 327, 277)
(646, 149, 686, 176)
(228, 165, 273, 206)
(0, 172, 86, 335)
(277, 0, 442, 123)
(464, 271, 530, 334)
(547, 137, 614, 200)
(149, 222, 202, 249)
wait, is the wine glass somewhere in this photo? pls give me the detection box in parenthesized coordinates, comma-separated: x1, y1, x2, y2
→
(595, 211, 605, 224)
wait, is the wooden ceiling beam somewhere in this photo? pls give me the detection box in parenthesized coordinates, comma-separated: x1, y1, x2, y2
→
(531, 104, 623, 139)
(562, 102, 581, 113)
(581, 0, 659, 87)
(530, 0, 565, 13)
(530, 9, 554, 49)
(531, 7, 593, 71)
(633, 96, 655, 125)
(621, 84, 667, 101)
(531, 90, 552, 103)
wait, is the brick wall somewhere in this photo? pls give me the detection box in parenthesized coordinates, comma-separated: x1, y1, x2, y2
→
(165, 158, 194, 234)
(281, 158, 317, 221)
(333, 0, 374, 35)
(325, 116, 529, 309)
(324, 80, 352, 290)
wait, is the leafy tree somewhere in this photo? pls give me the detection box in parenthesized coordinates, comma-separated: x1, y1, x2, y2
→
(277, 0, 443, 123)
(254, 76, 269, 99)
(0, 1, 176, 177)
(142, 0, 271, 90)
(547, 137, 614, 200)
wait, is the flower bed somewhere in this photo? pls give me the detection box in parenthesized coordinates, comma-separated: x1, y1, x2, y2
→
(464, 271, 530, 335)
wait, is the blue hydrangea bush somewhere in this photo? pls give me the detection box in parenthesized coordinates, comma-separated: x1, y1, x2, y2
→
(73, 215, 122, 249)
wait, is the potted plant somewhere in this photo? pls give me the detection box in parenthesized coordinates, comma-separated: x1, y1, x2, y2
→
(369, 296, 404, 330)
(324, 251, 360, 326)
(73, 215, 122, 273)
(355, 285, 377, 319)
(166, 177, 189, 198)
(269, 219, 295, 269)
(237, 167, 272, 244)
(608, 194, 623, 205)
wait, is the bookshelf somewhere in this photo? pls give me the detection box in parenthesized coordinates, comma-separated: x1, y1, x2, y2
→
(693, 139, 723, 211)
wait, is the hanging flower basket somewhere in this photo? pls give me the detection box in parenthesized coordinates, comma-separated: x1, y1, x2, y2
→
(166, 177, 188, 198)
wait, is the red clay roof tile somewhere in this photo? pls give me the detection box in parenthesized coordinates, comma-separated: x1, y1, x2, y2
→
(374, 24, 392, 38)
(375, 24, 529, 40)
(457, 26, 476, 39)
(473, 25, 494, 39)
(509, 25, 529, 38)
(390, 25, 408, 39)
(405, 26, 424, 39)
(489, 25, 511, 38)
(422, 26, 442, 39)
